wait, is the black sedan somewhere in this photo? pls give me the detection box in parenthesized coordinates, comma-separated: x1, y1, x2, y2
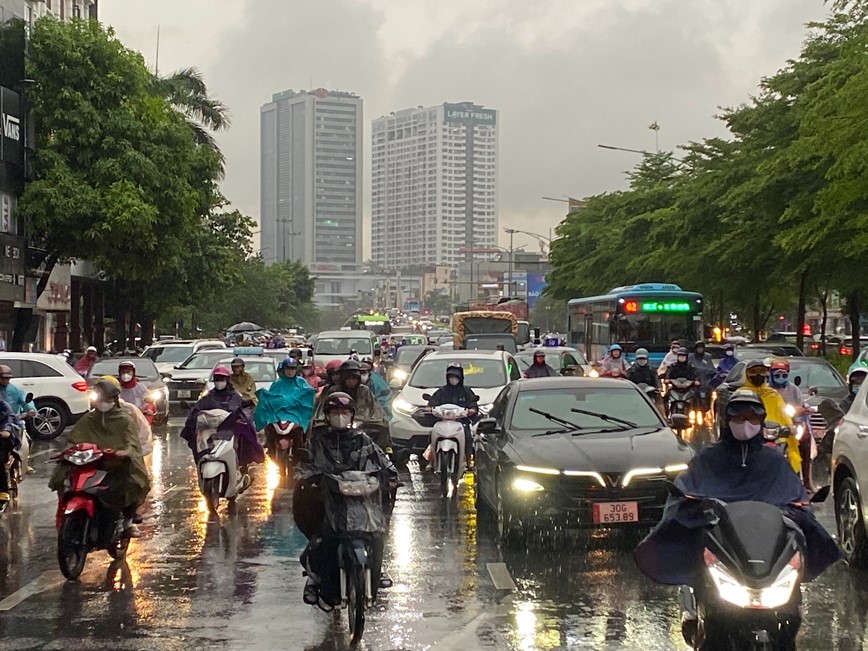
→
(473, 377, 693, 543)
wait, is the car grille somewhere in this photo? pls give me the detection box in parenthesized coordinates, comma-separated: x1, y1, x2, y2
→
(559, 472, 670, 504)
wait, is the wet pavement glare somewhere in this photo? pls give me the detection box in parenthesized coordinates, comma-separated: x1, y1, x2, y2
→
(0, 420, 864, 650)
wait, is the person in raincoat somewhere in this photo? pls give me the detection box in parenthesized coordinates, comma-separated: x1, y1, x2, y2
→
(0, 397, 21, 510)
(427, 363, 478, 464)
(49, 379, 150, 529)
(740, 359, 800, 474)
(118, 360, 149, 411)
(598, 344, 629, 378)
(711, 343, 738, 388)
(634, 390, 840, 615)
(254, 357, 316, 452)
(180, 366, 264, 471)
(360, 358, 392, 420)
(73, 346, 98, 376)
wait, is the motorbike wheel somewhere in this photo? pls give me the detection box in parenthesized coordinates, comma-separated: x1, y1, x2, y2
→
(346, 563, 366, 645)
(203, 477, 220, 515)
(8, 462, 18, 499)
(57, 512, 90, 581)
(438, 450, 454, 498)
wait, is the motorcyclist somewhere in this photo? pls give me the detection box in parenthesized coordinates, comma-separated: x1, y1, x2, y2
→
(118, 360, 148, 411)
(657, 340, 682, 378)
(314, 360, 391, 450)
(229, 357, 258, 408)
(689, 341, 716, 410)
(255, 357, 316, 455)
(49, 379, 150, 530)
(768, 358, 815, 491)
(665, 348, 698, 383)
(300, 358, 321, 391)
(427, 363, 478, 464)
(634, 389, 841, 612)
(73, 346, 99, 376)
(525, 350, 557, 378)
(323, 359, 344, 392)
(295, 392, 397, 607)
(740, 359, 800, 474)
(289, 348, 304, 364)
(817, 368, 867, 454)
(360, 358, 392, 420)
(626, 348, 660, 389)
(711, 343, 738, 388)
(598, 344, 629, 378)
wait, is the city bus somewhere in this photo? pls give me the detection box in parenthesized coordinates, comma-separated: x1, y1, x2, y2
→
(343, 314, 392, 336)
(567, 283, 704, 366)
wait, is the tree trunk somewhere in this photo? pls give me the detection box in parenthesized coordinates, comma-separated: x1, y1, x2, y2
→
(819, 288, 829, 358)
(141, 316, 154, 348)
(850, 290, 861, 361)
(796, 270, 807, 352)
(752, 294, 761, 342)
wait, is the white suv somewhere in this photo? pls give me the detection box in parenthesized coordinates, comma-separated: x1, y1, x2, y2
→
(141, 340, 227, 374)
(0, 353, 90, 440)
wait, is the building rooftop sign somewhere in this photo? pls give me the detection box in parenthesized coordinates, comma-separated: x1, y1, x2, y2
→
(444, 102, 496, 126)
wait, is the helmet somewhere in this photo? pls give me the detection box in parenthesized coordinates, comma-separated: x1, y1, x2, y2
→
(694, 340, 706, 349)
(609, 344, 623, 352)
(100, 375, 122, 390)
(359, 357, 374, 372)
(231, 357, 245, 367)
(93, 378, 121, 399)
(446, 362, 463, 378)
(278, 357, 298, 371)
(0, 364, 12, 378)
(326, 359, 344, 372)
(302, 357, 314, 367)
(86, 346, 97, 353)
(341, 359, 362, 374)
(849, 368, 868, 383)
(726, 389, 766, 418)
(769, 358, 790, 371)
(746, 359, 769, 371)
(635, 348, 649, 359)
(723, 343, 734, 352)
(676, 347, 689, 356)
(289, 348, 303, 358)
(212, 365, 231, 379)
(323, 391, 355, 414)
(118, 360, 136, 370)
(533, 349, 546, 357)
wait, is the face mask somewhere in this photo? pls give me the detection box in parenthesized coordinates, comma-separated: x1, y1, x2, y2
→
(852, 382, 863, 395)
(748, 375, 766, 387)
(725, 350, 734, 357)
(448, 376, 459, 386)
(637, 359, 648, 367)
(361, 373, 370, 382)
(214, 380, 228, 391)
(730, 420, 761, 441)
(302, 368, 312, 376)
(120, 372, 133, 383)
(328, 413, 352, 430)
(95, 400, 114, 413)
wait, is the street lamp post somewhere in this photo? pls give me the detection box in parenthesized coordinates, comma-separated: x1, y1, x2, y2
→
(504, 228, 516, 298)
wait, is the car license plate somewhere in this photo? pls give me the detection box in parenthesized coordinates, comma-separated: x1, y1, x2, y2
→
(177, 390, 191, 399)
(592, 501, 638, 524)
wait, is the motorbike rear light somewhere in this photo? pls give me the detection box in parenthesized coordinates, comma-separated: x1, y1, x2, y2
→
(72, 380, 89, 392)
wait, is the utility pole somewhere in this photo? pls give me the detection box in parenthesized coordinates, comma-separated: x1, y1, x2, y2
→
(504, 228, 516, 298)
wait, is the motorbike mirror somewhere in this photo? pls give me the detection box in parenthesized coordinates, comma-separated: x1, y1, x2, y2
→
(160, 372, 172, 380)
(809, 386, 819, 396)
(810, 485, 831, 503)
(24, 393, 33, 403)
(793, 376, 802, 387)
(421, 392, 432, 401)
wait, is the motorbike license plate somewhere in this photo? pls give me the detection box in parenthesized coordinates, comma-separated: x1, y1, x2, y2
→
(592, 501, 639, 524)
(177, 390, 191, 399)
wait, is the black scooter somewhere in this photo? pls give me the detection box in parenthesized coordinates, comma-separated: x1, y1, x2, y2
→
(679, 487, 830, 651)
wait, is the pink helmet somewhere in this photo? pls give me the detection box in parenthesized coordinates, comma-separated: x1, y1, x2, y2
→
(212, 365, 231, 379)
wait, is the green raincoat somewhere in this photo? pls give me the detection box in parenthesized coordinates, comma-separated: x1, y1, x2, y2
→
(49, 405, 150, 511)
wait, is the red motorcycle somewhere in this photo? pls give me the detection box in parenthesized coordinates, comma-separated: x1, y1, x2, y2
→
(53, 442, 132, 580)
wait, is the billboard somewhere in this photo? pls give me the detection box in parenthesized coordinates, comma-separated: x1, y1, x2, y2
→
(444, 103, 496, 126)
(526, 273, 547, 308)
(0, 87, 20, 165)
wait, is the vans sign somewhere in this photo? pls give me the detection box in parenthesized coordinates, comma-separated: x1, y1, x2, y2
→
(0, 87, 21, 165)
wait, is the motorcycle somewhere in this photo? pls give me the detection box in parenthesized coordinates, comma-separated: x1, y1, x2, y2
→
(678, 490, 829, 650)
(265, 420, 305, 484)
(667, 378, 697, 433)
(194, 408, 250, 515)
(53, 442, 132, 580)
(423, 404, 468, 498)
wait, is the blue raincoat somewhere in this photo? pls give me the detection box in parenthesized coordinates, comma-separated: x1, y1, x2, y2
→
(254, 375, 315, 432)
(367, 372, 392, 420)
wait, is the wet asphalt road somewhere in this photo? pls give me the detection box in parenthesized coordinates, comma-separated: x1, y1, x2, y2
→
(0, 420, 864, 650)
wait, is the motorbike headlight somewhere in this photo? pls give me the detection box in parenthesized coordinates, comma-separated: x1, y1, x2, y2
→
(393, 398, 415, 416)
(589, 368, 600, 378)
(704, 549, 801, 609)
(392, 369, 408, 381)
(784, 404, 797, 418)
(150, 389, 164, 401)
(88, 390, 98, 403)
(512, 477, 545, 492)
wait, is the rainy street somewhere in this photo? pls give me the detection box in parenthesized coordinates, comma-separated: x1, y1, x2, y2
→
(0, 420, 862, 651)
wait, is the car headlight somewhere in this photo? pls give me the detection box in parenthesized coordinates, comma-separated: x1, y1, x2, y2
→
(392, 369, 408, 381)
(589, 368, 600, 378)
(512, 477, 545, 492)
(150, 389, 165, 401)
(705, 549, 800, 609)
(393, 398, 415, 416)
(621, 464, 689, 487)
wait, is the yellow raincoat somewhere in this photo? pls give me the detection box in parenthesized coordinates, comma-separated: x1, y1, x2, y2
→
(744, 383, 801, 473)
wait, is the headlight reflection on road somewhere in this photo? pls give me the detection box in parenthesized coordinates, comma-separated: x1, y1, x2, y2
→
(515, 601, 537, 650)
(391, 513, 415, 571)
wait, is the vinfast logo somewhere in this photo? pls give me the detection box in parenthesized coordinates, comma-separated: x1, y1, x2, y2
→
(1, 114, 19, 142)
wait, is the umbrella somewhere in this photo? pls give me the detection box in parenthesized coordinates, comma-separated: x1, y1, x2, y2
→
(227, 322, 264, 333)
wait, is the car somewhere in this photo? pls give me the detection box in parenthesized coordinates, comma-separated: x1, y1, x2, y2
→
(847, 349, 868, 381)
(716, 357, 848, 436)
(141, 340, 227, 374)
(514, 347, 590, 377)
(389, 349, 521, 463)
(159, 349, 233, 406)
(839, 337, 868, 357)
(735, 343, 805, 359)
(463, 333, 518, 354)
(85, 357, 169, 423)
(473, 377, 693, 542)
(832, 378, 868, 566)
(312, 330, 380, 372)
(201, 356, 277, 397)
(0, 352, 90, 440)
(381, 345, 438, 386)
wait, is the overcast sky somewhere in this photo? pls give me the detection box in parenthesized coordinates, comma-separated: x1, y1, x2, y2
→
(101, 0, 827, 256)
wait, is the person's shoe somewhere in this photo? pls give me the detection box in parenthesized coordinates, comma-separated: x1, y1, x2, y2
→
(379, 572, 393, 589)
(303, 580, 319, 605)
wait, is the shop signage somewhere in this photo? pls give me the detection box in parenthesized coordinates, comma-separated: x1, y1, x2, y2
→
(0, 87, 21, 165)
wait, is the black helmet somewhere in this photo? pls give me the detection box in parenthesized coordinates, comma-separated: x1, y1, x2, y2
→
(676, 347, 689, 356)
(323, 391, 355, 414)
(694, 340, 706, 349)
(725, 389, 766, 419)
(289, 348, 303, 358)
(93, 378, 121, 400)
(341, 359, 362, 374)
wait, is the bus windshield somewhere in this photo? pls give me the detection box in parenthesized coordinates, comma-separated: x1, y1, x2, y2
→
(614, 312, 695, 346)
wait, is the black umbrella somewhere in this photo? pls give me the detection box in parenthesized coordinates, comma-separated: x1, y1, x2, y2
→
(227, 322, 264, 333)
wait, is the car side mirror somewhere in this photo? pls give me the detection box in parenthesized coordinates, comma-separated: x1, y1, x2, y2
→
(24, 393, 33, 403)
(809, 386, 818, 396)
(421, 392, 432, 401)
(389, 378, 405, 390)
(563, 364, 580, 376)
(307, 349, 314, 357)
(478, 417, 498, 435)
(173, 364, 182, 370)
(160, 372, 172, 380)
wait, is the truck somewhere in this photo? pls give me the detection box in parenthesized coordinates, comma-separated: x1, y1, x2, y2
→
(451, 310, 518, 350)
(466, 299, 531, 347)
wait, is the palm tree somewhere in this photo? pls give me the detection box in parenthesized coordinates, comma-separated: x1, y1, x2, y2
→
(152, 67, 230, 175)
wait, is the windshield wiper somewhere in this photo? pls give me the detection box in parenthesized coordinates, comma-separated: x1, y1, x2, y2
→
(529, 407, 585, 436)
(569, 408, 637, 430)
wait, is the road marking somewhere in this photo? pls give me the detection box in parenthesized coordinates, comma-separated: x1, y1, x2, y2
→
(486, 562, 517, 591)
(0, 571, 65, 611)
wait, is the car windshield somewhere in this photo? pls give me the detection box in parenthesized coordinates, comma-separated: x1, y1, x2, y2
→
(178, 351, 232, 369)
(516, 351, 588, 371)
(510, 387, 662, 433)
(217, 360, 275, 382)
(316, 337, 372, 355)
(790, 362, 846, 389)
(410, 358, 507, 389)
(89, 358, 159, 381)
(142, 345, 194, 363)
(395, 346, 429, 367)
